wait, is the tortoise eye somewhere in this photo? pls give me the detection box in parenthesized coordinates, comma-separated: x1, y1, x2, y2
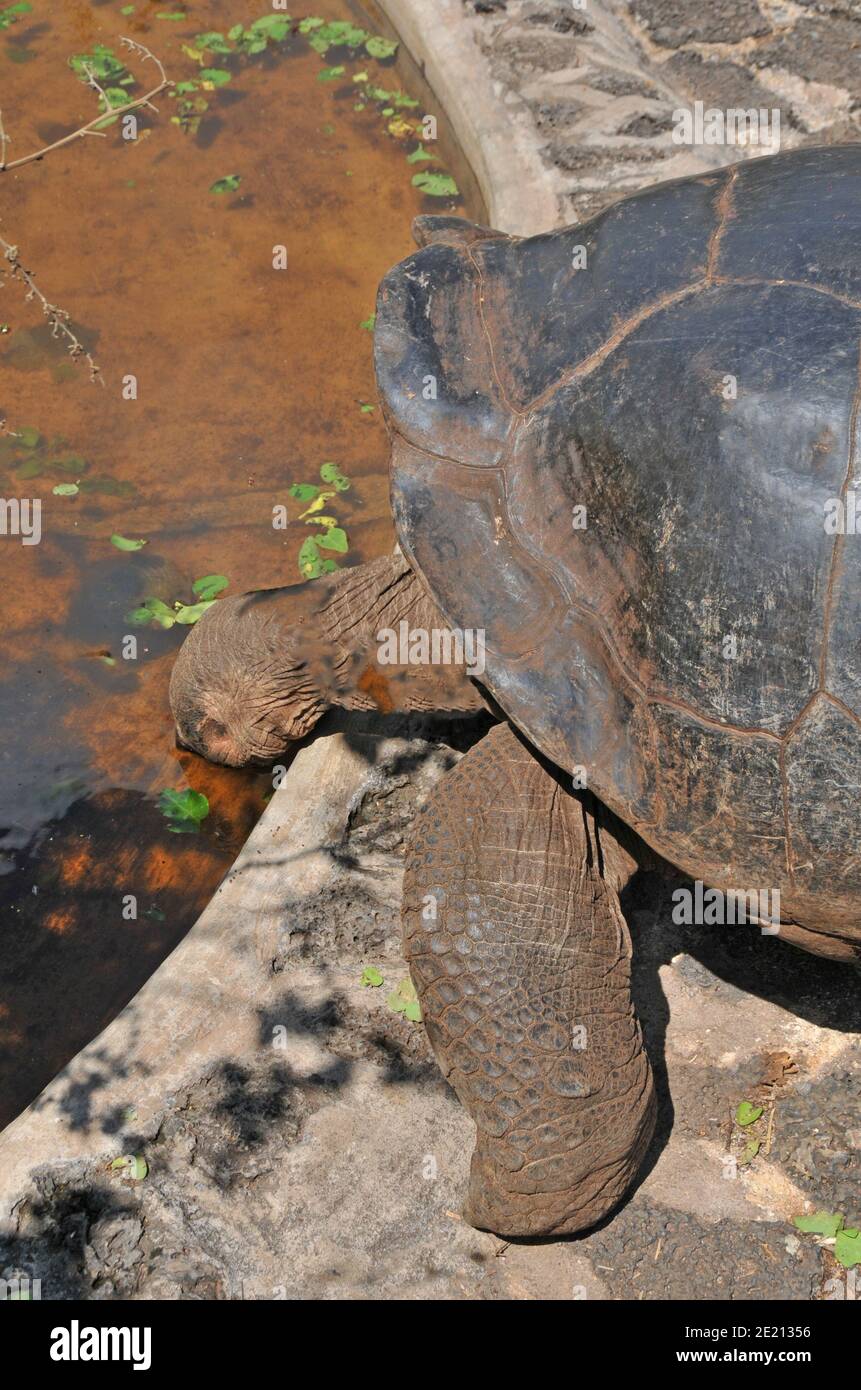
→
(201, 718, 228, 742)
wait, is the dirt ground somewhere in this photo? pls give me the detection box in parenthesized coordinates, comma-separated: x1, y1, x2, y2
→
(1, 712, 859, 1300)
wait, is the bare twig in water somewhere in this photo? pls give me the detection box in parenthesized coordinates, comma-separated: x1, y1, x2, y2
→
(0, 38, 168, 174)
(0, 237, 102, 383)
(0, 108, 9, 171)
(0, 39, 169, 388)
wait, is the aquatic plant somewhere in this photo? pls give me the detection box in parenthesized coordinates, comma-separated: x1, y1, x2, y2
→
(0, 2, 31, 31)
(295, 20, 459, 196)
(0, 37, 170, 414)
(171, 15, 293, 133)
(165, 12, 458, 195)
(158, 788, 209, 834)
(290, 461, 351, 580)
(126, 575, 230, 629)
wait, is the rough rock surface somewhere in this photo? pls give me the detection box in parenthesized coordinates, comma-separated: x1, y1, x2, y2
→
(1, 712, 858, 1300)
(464, 0, 861, 222)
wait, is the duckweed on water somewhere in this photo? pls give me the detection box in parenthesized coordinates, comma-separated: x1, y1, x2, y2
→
(0, 2, 31, 31)
(110, 533, 147, 551)
(156, 12, 460, 198)
(127, 576, 229, 629)
(210, 174, 241, 195)
(290, 462, 351, 579)
(0, 428, 135, 493)
(158, 788, 209, 834)
(191, 574, 228, 600)
(69, 42, 137, 127)
(411, 171, 459, 198)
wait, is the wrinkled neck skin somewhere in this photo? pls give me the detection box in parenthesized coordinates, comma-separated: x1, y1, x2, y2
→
(311, 552, 487, 719)
(169, 552, 485, 767)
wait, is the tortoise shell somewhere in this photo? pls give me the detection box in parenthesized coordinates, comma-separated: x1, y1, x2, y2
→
(375, 147, 861, 952)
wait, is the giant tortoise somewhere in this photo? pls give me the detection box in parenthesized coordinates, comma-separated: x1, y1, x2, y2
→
(170, 147, 861, 1237)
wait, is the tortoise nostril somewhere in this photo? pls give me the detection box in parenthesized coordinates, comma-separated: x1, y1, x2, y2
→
(199, 718, 228, 744)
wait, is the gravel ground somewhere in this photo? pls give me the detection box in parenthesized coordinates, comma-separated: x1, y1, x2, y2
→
(1, 712, 858, 1300)
(464, 0, 861, 222)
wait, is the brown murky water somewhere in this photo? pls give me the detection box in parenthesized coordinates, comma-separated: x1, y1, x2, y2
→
(0, 1, 465, 1127)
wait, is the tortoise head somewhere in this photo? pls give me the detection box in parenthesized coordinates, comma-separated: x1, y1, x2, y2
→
(169, 591, 327, 767)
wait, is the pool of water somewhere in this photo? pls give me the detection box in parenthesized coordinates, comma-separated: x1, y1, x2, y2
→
(0, 0, 466, 1127)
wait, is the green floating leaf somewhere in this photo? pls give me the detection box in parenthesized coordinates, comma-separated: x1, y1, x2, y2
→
(317, 526, 348, 554)
(17, 425, 40, 448)
(319, 461, 350, 491)
(52, 482, 79, 497)
(365, 35, 398, 60)
(110, 533, 147, 551)
(738, 1138, 760, 1166)
(126, 597, 176, 629)
(307, 20, 367, 54)
(192, 573, 228, 600)
(412, 171, 459, 199)
(318, 65, 345, 82)
(407, 145, 435, 165)
(194, 31, 231, 53)
(359, 313, 376, 331)
(793, 1210, 845, 1238)
(158, 787, 209, 832)
(70, 43, 129, 85)
(247, 15, 291, 41)
(735, 1101, 764, 1127)
(361, 966, 383, 988)
(0, 0, 32, 24)
(173, 600, 216, 625)
(298, 535, 323, 578)
(229, 15, 291, 51)
(289, 483, 319, 501)
(210, 174, 241, 194)
(835, 1228, 861, 1269)
(200, 68, 231, 86)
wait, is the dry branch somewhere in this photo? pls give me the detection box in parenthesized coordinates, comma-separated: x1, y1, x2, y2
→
(0, 37, 168, 174)
(0, 38, 169, 389)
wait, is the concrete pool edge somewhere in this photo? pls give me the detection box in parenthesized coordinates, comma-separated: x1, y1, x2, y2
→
(0, 0, 560, 1248)
(0, 731, 409, 1233)
(352, 0, 559, 236)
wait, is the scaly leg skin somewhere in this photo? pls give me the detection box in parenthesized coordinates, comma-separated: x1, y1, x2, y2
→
(170, 552, 486, 766)
(402, 721, 656, 1238)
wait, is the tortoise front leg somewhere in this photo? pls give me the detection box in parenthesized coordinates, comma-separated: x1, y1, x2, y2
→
(403, 722, 656, 1237)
